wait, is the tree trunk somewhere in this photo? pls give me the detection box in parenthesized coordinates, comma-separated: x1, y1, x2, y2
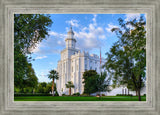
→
(69, 88, 71, 96)
(52, 79, 54, 96)
(122, 89, 124, 95)
(136, 90, 138, 96)
(138, 89, 141, 101)
(32, 88, 34, 94)
(21, 87, 24, 93)
(138, 75, 142, 101)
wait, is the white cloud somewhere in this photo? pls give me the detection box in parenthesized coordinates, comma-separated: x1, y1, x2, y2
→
(73, 15, 106, 50)
(66, 19, 79, 27)
(32, 14, 107, 55)
(35, 56, 47, 59)
(96, 27, 104, 35)
(28, 43, 41, 53)
(99, 35, 106, 39)
(125, 14, 140, 22)
(105, 24, 119, 33)
(49, 31, 58, 36)
(124, 14, 141, 29)
(49, 62, 54, 65)
(92, 14, 97, 26)
(37, 70, 51, 82)
(48, 31, 67, 39)
(31, 31, 67, 55)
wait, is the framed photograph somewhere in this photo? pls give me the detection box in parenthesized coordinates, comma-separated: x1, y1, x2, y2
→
(0, 0, 160, 115)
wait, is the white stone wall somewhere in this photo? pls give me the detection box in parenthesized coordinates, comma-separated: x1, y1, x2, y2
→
(56, 27, 106, 96)
(57, 49, 106, 95)
(91, 86, 146, 96)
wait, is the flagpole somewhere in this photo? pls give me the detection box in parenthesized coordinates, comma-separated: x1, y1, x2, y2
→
(100, 47, 101, 74)
(99, 47, 102, 97)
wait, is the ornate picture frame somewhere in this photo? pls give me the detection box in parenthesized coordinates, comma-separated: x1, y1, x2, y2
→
(0, 0, 160, 115)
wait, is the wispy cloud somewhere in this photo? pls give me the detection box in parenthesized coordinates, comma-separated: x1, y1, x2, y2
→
(66, 19, 79, 27)
(29, 31, 66, 55)
(28, 43, 42, 53)
(92, 14, 97, 26)
(125, 14, 140, 22)
(31, 14, 108, 54)
(105, 23, 119, 33)
(35, 56, 47, 59)
(73, 14, 106, 50)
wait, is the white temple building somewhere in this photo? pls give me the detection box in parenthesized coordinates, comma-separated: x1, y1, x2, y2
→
(56, 27, 105, 95)
(56, 26, 146, 96)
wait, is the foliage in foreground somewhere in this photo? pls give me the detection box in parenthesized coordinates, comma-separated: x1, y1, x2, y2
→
(14, 14, 53, 92)
(104, 16, 146, 101)
(83, 70, 111, 95)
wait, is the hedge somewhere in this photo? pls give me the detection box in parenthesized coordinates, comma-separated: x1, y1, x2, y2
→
(14, 93, 52, 96)
(116, 94, 133, 96)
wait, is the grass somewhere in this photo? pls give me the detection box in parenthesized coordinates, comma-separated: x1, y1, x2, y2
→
(14, 96, 146, 101)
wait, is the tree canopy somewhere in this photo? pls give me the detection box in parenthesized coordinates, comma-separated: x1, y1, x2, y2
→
(65, 81, 75, 95)
(14, 14, 53, 92)
(83, 70, 99, 95)
(103, 16, 146, 101)
(83, 70, 110, 95)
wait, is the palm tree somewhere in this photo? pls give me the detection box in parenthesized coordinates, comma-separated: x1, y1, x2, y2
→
(48, 69, 59, 96)
(65, 81, 75, 96)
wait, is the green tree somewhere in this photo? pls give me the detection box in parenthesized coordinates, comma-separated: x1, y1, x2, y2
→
(40, 82, 47, 88)
(35, 82, 55, 94)
(45, 82, 52, 94)
(14, 14, 53, 91)
(104, 16, 146, 101)
(25, 63, 38, 93)
(96, 72, 111, 96)
(82, 70, 99, 95)
(36, 83, 44, 93)
(65, 81, 75, 96)
(14, 14, 52, 53)
(48, 70, 59, 96)
(83, 70, 110, 96)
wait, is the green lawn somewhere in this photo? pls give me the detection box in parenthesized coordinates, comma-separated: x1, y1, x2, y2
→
(14, 96, 146, 101)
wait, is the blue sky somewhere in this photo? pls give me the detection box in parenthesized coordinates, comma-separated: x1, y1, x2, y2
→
(30, 13, 145, 83)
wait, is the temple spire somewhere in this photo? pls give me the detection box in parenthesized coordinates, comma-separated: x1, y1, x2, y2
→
(70, 24, 72, 30)
(65, 26, 76, 49)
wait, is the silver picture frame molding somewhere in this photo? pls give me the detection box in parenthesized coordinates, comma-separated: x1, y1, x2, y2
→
(0, 0, 159, 115)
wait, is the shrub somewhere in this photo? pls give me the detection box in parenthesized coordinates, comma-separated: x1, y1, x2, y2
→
(96, 94, 100, 96)
(102, 94, 105, 96)
(143, 94, 146, 96)
(62, 93, 66, 96)
(76, 92, 80, 96)
(80, 93, 89, 97)
(54, 91, 59, 96)
(72, 92, 80, 96)
(72, 93, 76, 96)
(116, 94, 133, 96)
(14, 93, 52, 96)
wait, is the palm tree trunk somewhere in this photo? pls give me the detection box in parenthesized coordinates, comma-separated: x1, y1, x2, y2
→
(69, 88, 71, 96)
(52, 79, 54, 96)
